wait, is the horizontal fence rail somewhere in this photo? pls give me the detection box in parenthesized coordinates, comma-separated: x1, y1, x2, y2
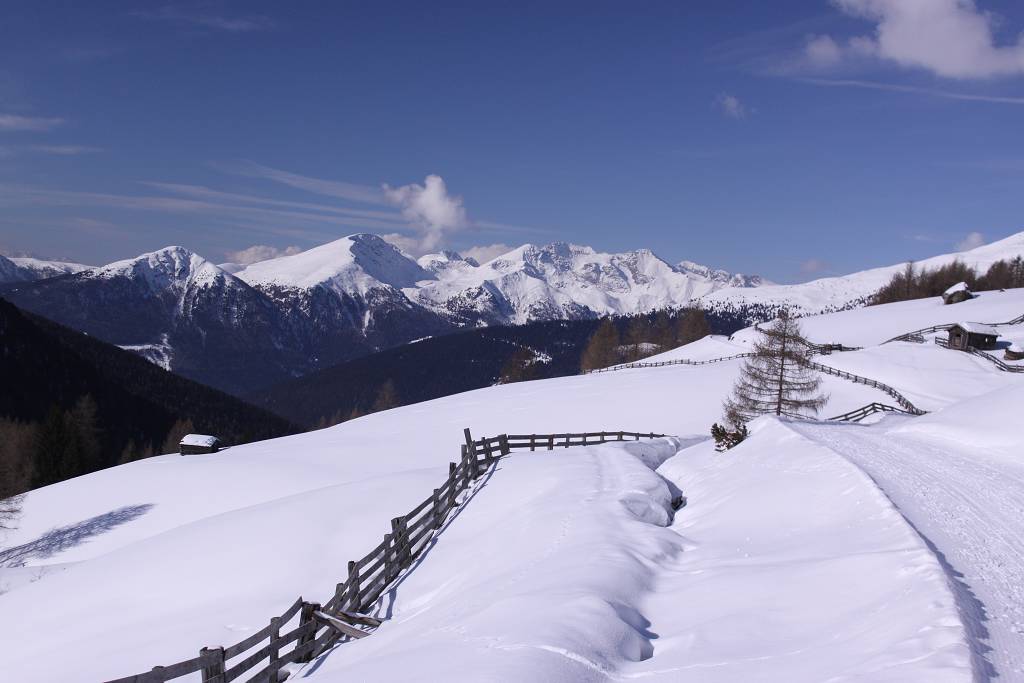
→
(827, 402, 917, 422)
(801, 359, 926, 415)
(105, 428, 667, 683)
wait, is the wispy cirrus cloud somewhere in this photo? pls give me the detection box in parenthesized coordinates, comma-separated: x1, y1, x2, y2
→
(216, 160, 387, 205)
(0, 114, 65, 132)
(132, 6, 275, 33)
(30, 145, 103, 155)
(797, 77, 1024, 105)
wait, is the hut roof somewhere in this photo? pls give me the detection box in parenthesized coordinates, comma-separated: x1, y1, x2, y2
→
(943, 281, 970, 296)
(180, 434, 219, 447)
(955, 322, 998, 336)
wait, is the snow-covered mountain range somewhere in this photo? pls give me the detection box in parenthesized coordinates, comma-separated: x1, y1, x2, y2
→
(3, 231, 1023, 393)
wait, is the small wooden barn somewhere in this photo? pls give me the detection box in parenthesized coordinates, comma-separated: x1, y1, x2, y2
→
(942, 282, 974, 305)
(947, 322, 999, 351)
(179, 433, 221, 455)
(1006, 343, 1024, 361)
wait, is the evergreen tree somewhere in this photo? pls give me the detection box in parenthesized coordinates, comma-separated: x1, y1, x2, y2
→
(32, 407, 76, 488)
(676, 308, 711, 345)
(579, 319, 621, 371)
(723, 310, 827, 425)
(372, 380, 400, 412)
(499, 347, 539, 384)
(69, 395, 101, 472)
(160, 418, 196, 455)
(0, 418, 34, 527)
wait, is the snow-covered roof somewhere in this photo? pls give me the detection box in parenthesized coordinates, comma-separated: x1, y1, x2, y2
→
(1009, 343, 1023, 353)
(955, 322, 998, 336)
(180, 434, 220, 447)
(944, 281, 970, 295)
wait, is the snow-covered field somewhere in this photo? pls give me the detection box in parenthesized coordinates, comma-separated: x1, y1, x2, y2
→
(2, 289, 1023, 681)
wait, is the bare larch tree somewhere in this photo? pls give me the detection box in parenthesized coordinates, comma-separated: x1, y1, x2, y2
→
(724, 309, 827, 424)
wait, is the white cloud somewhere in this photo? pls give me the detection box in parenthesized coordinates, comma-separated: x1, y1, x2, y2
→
(378, 232, 423, 256)
(715, 93, 748, 119)
(224, 244, 303, 265)
(804, 35, 844, 66)
(460, 243, 514, 264)
(811, 0, 1024, 79)
(955, 231, 986, 251)
(0, 114, 64, 132)
(799, 258, 830, 275)
(383, 175, 470, 254)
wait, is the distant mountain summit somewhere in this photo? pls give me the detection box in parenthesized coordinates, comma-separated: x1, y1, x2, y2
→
(6, 231, 1022, 395)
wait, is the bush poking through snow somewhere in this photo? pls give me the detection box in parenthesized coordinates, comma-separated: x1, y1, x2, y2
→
(711, 422, 748, 451)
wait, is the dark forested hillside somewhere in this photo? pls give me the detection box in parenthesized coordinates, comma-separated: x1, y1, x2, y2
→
(0, 297, 300, 494)
(250, 308, 748, 427)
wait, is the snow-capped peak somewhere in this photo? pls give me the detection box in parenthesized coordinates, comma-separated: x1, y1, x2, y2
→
(417, 250, 479, 276)
(236, 234, 431, 295)
(91, 246, 231, 290)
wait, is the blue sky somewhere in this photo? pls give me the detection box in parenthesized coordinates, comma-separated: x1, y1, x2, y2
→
(1, 1, 1023, 282)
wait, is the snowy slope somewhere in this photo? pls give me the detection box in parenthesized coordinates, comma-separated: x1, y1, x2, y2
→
(8, 256, 92, 279)
(698, 231, 1024, 317)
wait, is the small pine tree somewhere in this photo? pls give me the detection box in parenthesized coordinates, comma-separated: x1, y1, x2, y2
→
(723, 310, 827, 424)
(160, 418, 196, 455)
(676, 308, 711, 345)
(499, 347, 539, 384)
(580, 319, 621, 371)
(372, 380, 399, 412)
(711, 422, 749, 451)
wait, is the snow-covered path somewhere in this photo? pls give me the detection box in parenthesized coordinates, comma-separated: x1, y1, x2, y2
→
(790, 418, 1024, 680)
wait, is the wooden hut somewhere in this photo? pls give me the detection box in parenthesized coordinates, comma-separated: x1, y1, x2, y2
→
(946, 322, 999, 351)
(1006, 343, 1024, 361)
(179, 433, 221, 455)
(941, 282, 973, 305)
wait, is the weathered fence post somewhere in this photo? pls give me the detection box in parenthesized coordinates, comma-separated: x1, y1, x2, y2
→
(529, 434, 536, 451)
(297, 601, 320, 663)
(617, 431, 623, 441)
(391, 517, 408, 571)
(267, 616, 282, 682)
(432, 487, 443, 529)
(447, 462, 458, 509)
(499, 434, 510, 456)
(346, 562, 360, 611)
(548, 434, 554, 450)
(463, 428, 475, 474)
(200, 646, 225, 683)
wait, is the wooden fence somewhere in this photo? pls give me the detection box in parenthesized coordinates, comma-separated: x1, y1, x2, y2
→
(882, 310, 1024, 345)
(935, 338, 1024, 373)
(104, 429, 666, 683)
(802, 359, 925, 415)
(827, 402, 917, 422)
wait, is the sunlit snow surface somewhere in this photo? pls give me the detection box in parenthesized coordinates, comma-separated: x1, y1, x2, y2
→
(2, 289, 1023, 681)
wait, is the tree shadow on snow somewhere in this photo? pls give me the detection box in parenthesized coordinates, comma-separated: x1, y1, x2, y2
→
(0, 504, 154, 567)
